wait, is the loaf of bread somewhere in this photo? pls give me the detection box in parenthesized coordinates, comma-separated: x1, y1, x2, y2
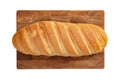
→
(12, 21, 107, 57)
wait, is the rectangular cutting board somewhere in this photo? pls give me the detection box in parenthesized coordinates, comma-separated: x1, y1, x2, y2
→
(17, 10, 104, 69)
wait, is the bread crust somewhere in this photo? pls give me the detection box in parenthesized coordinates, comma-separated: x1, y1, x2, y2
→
(13, 21, 108, 57)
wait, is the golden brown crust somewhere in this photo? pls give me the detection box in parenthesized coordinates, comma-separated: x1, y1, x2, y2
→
(12, 21, 108, 57)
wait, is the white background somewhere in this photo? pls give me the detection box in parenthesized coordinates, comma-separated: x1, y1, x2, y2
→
(0, 0, 120, 80)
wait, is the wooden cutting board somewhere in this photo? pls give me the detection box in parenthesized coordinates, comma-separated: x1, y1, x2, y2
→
(17, 10, 104, 69)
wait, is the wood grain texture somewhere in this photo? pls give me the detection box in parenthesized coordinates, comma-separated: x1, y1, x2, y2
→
(17, 10, 104, 69)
